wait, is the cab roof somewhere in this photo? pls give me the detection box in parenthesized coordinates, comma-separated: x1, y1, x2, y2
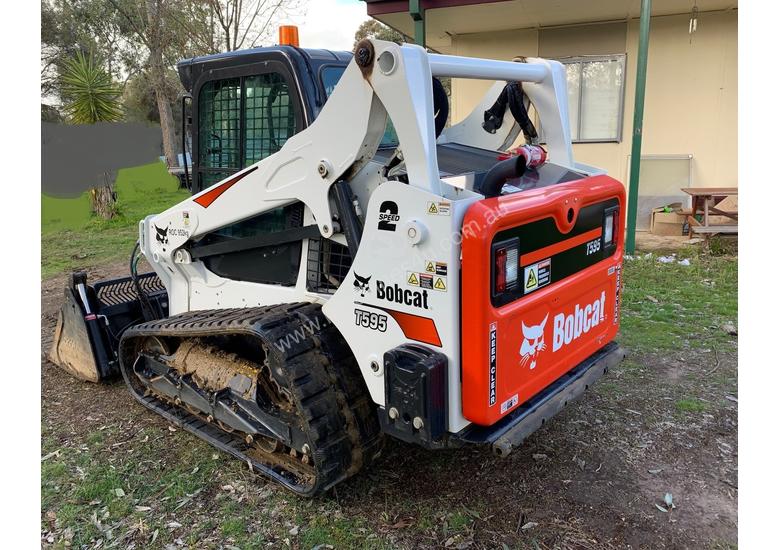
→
(176, 45, 353, 92)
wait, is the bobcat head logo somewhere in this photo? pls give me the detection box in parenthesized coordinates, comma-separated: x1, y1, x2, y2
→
(520, 314, 548, 370)
(353, 273, 371, 297)
(154, 225, 169, 245)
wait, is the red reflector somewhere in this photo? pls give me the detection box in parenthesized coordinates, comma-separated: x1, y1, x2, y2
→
(613, 210, 620, 242)
(85, 314, 97, 320)
(495, 247, 507, 293)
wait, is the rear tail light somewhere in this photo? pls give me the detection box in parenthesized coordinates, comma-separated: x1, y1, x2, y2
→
(603, 206, 620, 250)
(495, 248, 507, 293)
(492, 238, 519, 296)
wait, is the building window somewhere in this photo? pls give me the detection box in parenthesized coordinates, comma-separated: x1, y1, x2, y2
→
(559, 55, 626, 142)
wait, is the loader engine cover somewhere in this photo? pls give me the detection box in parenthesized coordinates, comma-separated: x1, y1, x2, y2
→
(460, 174, 625, 426)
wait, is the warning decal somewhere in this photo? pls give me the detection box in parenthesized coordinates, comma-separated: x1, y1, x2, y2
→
(425, 261, 435, 273)
(408, 271, 434, 290)
(525, 268, 537, 289)
(426, 201, 451, 216)
(420, 274, 433, 290)
(433, 277, 447, 292)
(523, 258, 551, 295)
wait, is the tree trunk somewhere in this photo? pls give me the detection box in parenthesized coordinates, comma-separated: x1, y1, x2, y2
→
(90, 172, 116, 219)
(154, 82, 177, 167)
(146, 0, 177, 167)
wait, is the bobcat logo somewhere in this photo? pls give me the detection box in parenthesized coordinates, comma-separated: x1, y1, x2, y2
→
(353, 273, 371, 297)
(154, 225, 169, 245)
(520, 314, 548, 370)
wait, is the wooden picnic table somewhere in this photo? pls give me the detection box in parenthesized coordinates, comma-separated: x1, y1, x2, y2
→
(680, 187, 738, 237)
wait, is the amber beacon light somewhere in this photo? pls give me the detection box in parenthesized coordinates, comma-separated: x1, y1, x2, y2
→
(278, 25, 299, 47)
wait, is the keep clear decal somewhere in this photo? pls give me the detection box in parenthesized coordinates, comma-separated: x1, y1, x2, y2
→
(489, 322, 497, 406)
(613, 264, 622, 325)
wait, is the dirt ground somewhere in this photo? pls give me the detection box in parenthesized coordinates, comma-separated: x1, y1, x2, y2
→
(41, 258, 737, 549)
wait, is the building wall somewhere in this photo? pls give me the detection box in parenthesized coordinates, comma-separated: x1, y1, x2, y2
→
(449, 10, 738, 188)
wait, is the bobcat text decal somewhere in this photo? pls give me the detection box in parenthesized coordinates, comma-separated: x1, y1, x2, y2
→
(552, 291, 606, 352)
(519, 290, 607, 367)
(376, 280, 429, 310)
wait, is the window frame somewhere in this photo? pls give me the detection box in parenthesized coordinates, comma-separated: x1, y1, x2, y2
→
(556, 54, 627, 144)
(191, 60, 305, 193)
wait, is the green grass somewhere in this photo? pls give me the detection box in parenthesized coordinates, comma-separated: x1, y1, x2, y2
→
(41, 162, 190, 278)
(447, 510, 474, 532)
(220, 517, 247, 538)
(297, 516, 388, 550)
(675, 398, 709, 413)
(42, 192, 92, 233)
(618, 253, 737, 353)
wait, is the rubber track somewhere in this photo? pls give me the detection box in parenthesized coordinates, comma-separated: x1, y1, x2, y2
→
(118, 303, 382, 496)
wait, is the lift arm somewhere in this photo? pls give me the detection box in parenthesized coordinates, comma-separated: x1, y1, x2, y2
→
(140, 40, 573, 302)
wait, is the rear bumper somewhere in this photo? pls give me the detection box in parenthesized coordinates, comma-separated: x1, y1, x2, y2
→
(456, 341, 624, 456)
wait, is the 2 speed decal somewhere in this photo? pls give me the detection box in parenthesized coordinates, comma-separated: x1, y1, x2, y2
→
(378, 200, 400, 231)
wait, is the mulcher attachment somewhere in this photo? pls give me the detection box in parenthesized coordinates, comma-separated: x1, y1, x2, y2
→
(48, 271, 168, 382)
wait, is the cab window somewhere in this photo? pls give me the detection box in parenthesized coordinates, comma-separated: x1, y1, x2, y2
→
(320, 65, 398, 148)
(197, 72, 297, 189)
(196, 71, 301, 286)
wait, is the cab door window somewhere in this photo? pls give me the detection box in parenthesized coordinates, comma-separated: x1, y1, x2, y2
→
(197, 72, 297, 189)
(195, 71, 302, 285)
(244, 73, 295, 165)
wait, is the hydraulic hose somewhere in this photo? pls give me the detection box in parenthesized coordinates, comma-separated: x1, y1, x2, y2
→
(477, 155, 527, 198)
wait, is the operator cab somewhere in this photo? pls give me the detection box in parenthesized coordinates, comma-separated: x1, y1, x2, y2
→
(179, 44, 583, 197)
(177, 46, 352, 193)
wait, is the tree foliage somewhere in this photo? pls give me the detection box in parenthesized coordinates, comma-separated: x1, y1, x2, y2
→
(59, 50, 124, 219)
(353, 19, 406, 50)
(41, 0, 306, 126)
(42, 0, 301, 162)
(61, 51, 124, 124)
(41, 0, 139, 103)
(204, 0, 304, 52)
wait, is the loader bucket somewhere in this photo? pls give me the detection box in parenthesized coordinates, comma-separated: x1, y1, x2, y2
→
(48, 271, 169, 383)
(49, 285, 102, 382)
(48, 272, 118, 382)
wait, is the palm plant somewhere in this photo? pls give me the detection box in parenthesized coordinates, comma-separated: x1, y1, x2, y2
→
(61, 51, 123, 123)
(60, 51, 123, 218)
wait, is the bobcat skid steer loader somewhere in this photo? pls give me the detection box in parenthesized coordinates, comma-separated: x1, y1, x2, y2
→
(49, 38, 626, 496)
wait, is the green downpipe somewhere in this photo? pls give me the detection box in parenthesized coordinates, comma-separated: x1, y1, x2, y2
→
(625, 0, 653, 255)
(410, 0, 425, 47)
